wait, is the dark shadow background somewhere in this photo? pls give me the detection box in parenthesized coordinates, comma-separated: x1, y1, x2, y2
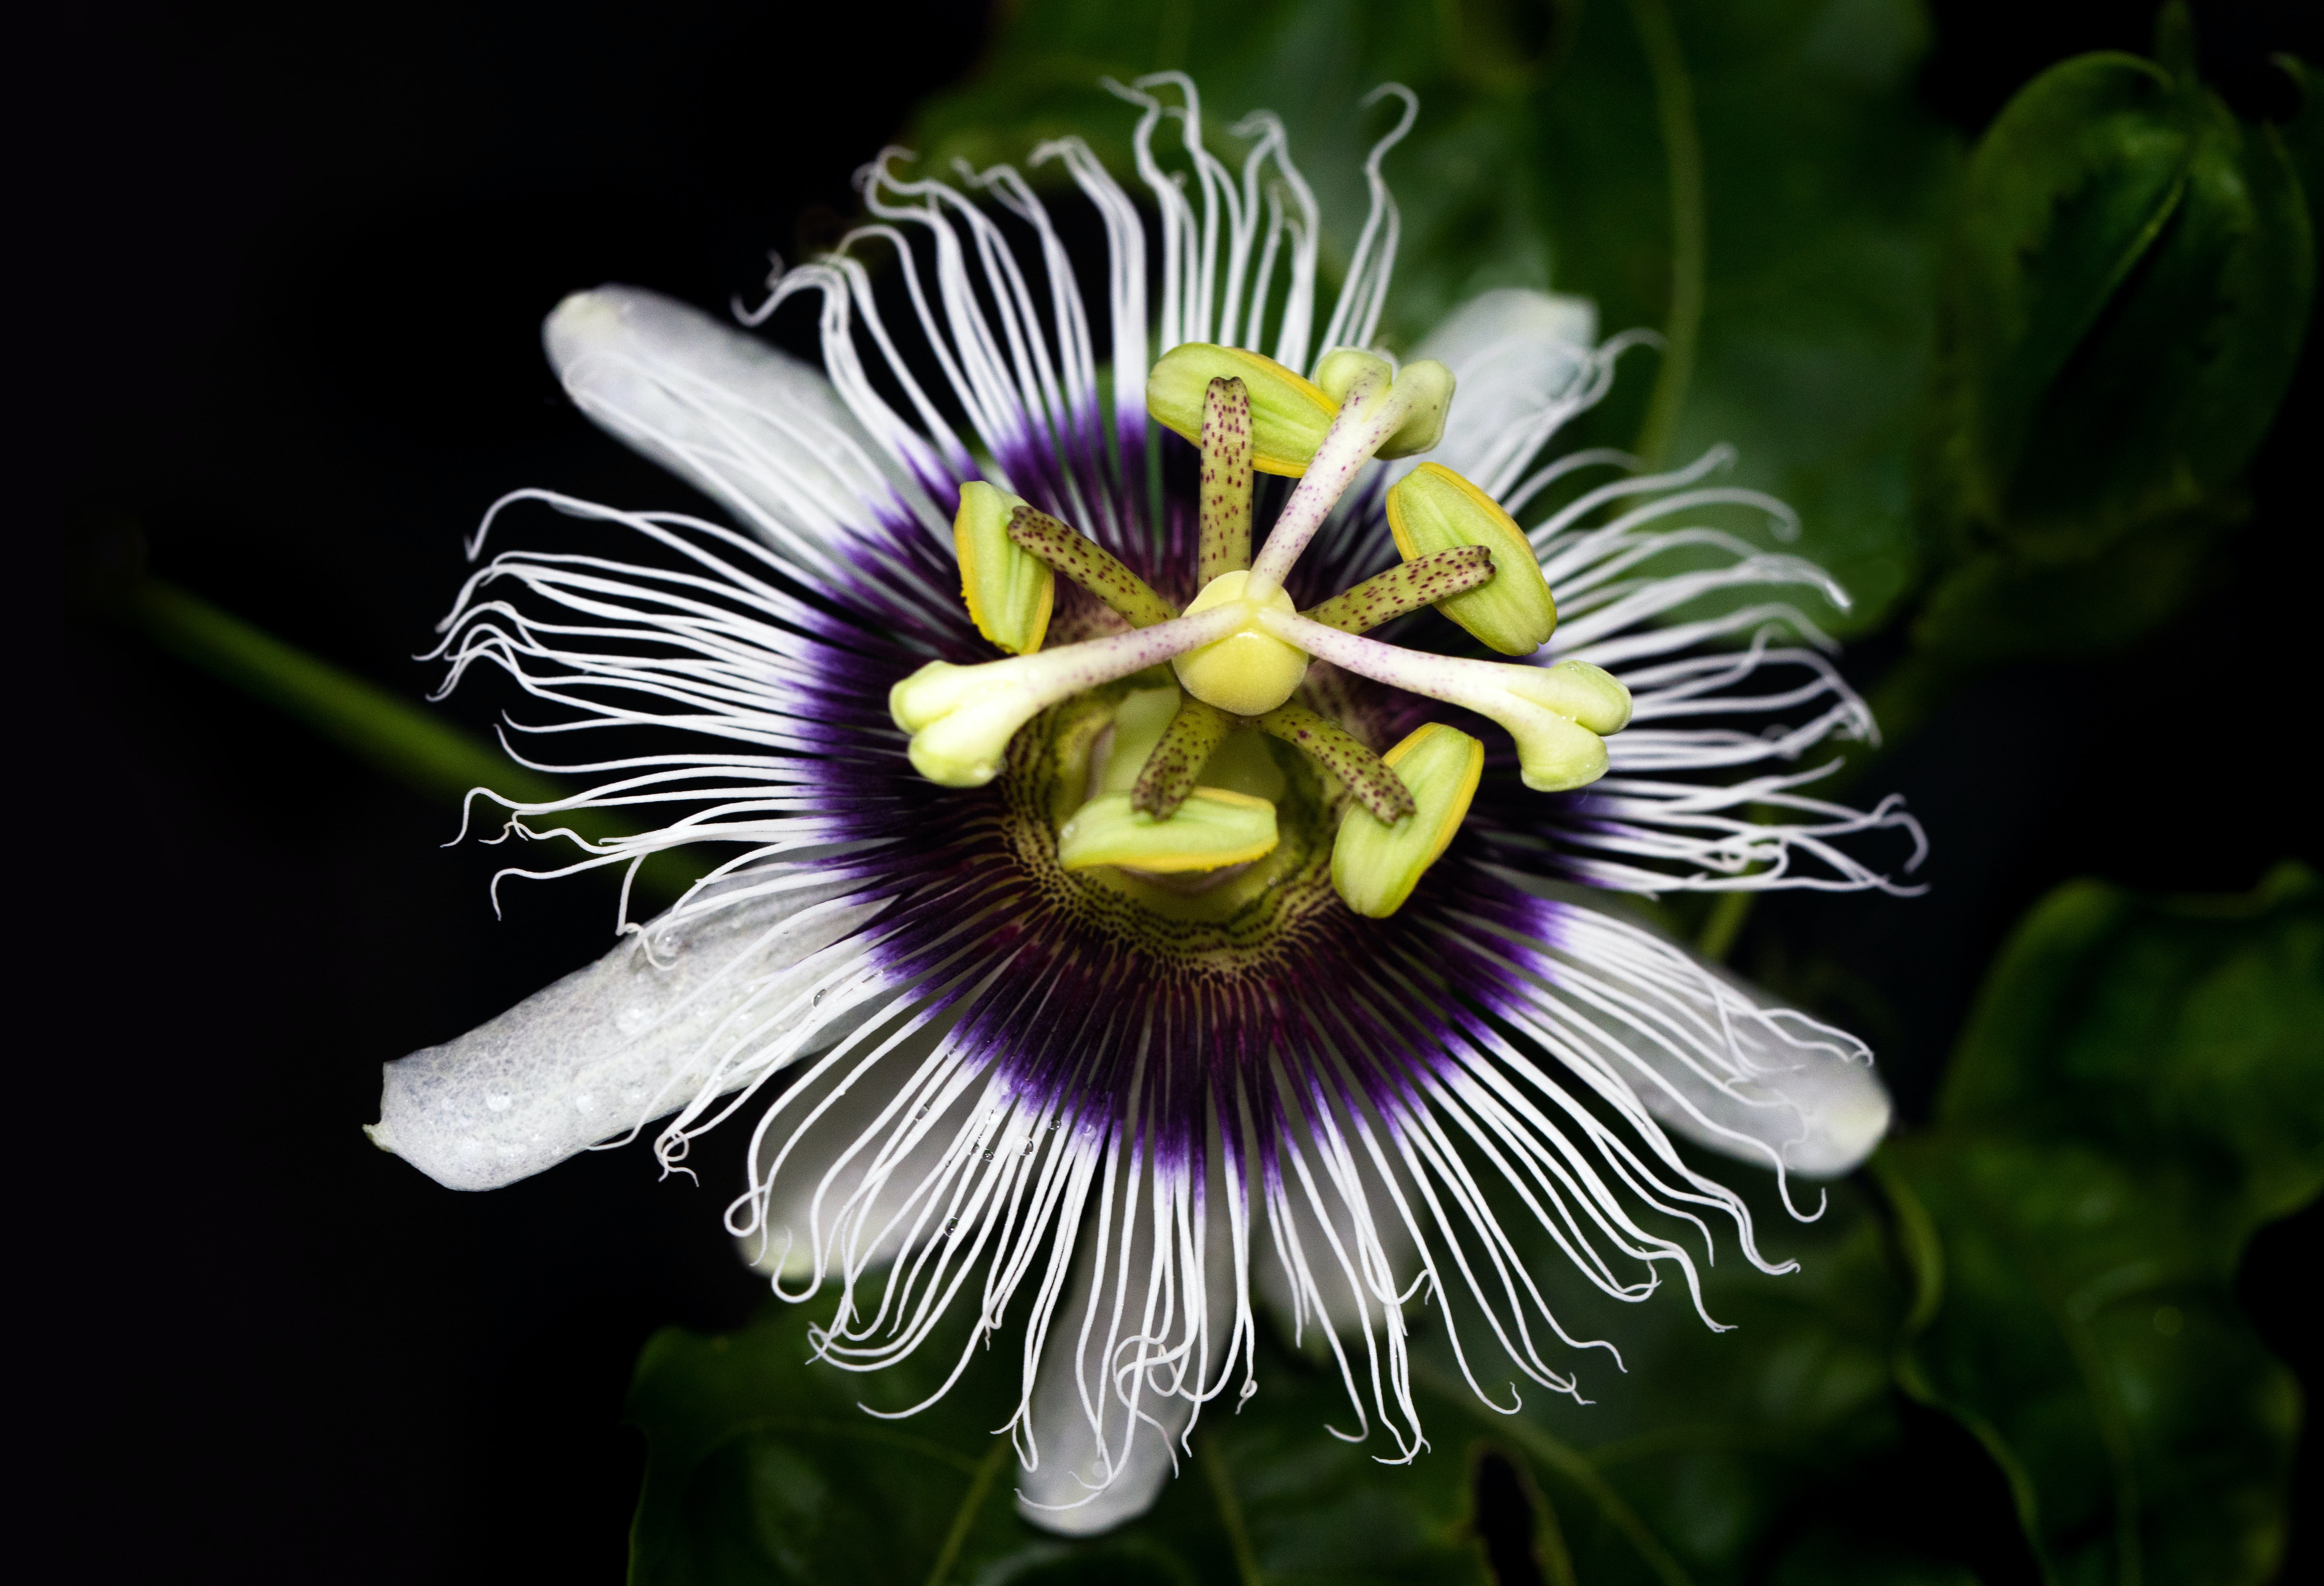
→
(39, 0, 2317, 1579)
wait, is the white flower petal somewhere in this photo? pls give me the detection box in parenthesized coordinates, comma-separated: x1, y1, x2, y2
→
(543, 285, 934, 572)
(1014, 1143, 1236, 1536)
(1391, 288, 1601, 499)
(369, 880, 878, 1191)
(1495, 886, 1893, 1184)
(1583, 908, 1889, 1178)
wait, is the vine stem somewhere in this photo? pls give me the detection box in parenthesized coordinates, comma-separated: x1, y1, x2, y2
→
(1198, 1428, 1265, 1586)
(921, 1435, 1011, 1586)
(123, 576, 702, 901)
(1627, 0, 1704, 467)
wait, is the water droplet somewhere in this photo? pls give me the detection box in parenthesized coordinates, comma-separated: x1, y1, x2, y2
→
(945, 1218, 959, 1234)
(812, 987, 827, 1005)
(1022, 1140, 1035, 1156)
(485, 1093, 513, 1113)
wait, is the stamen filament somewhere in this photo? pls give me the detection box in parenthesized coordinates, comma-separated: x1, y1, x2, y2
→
(1256, 608, 1632, 792)
(1006, 506, 1178, 629)
(1131, 694, 1233, 818)
(1250, 704, 1413, 823)
(1302, 545, 1494, 634)
(1241, 363, 1398, 601)
(1198, 376, 1254, 583)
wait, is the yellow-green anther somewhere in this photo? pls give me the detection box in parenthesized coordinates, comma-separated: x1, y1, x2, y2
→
(1096, 686, 1183, 795)
(952, 481, 1053, 654)
(1057, 788, 1280, 873)
(1386, 462, 1557, 655)
(1315, 350, 1455, 460)
(1129, 695, 1232, 817)
(1006, 505, 1178, 629)
(1314, 348, 1391, 403)
(1146, 343, 1337, 477)
(1171, 570, 1309, 716)
(1330, 723, 1484, 918)
(1251, 705, 1415, 825)
(1302, 545, 1496, 634)
(1199, 376, 1254, 583)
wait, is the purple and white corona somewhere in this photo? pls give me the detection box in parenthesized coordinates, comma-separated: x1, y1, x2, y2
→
(369, 77, 1924, 1531)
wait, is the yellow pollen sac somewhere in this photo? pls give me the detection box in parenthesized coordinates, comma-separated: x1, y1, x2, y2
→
(1146, 344, 1337, 477)
(1387, 463, 1557, 655)
(1315, 350, 1456, 458)
(1057, 787, 1280, 873)
(952, 481, 1053, 654)
(1171, 571, 1309, 716)
(1331, 723, 1485, 918)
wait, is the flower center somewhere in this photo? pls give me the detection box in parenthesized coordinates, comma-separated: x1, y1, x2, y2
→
(888, 344, 1637, 918)
(1006, 683, 1346, 945)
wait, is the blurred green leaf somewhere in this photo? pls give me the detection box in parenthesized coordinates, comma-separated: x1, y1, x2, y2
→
(1420, 1176, 1934, 1586)
(1943, 51, 2194, 526)
(1939, 864, 2324, 1220)
(1879, 864, 2322, 1585)
(2279, 55, 2324, 239)
(627, 1307, 1493, 1584)
(1912, 17, 2315, 670)
(905, 0, 1954, 632)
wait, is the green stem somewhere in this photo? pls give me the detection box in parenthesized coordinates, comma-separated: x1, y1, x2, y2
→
(1414, 1360, 1695, 1586)
(1694, 890, 1755, 962)
(1198, 1428, 1265, 1586)
(129, 581, 564, 806)
(123, 578, 703, 903)
(922, 1435, 1011, 1586)
(1533, 1471, 1582, 1586)
(1626, 0, 1704, 467)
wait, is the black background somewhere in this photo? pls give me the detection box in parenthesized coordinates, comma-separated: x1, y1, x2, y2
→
(40, 0, 2320, 1579)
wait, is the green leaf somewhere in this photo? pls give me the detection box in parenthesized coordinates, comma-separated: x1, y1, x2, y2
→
(1902, 498, 2226, 665)
(1913, 33, 2315, 666)
(1878, 864, 2322, 1586)
(1410, 1175, 1918, 1586)
(626, 1307, 1494, 1584)
(904, 0, 1955, 634)
(1945, 52, 2196, 526)
(2278, 55, 2324, 244)
(2002, 83, 2313, 548)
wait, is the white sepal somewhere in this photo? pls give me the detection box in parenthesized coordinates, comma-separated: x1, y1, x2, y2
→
(370, 881, 878, 1190)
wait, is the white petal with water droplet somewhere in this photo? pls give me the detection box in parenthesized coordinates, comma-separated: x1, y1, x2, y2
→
(370, 881, 880, 1191)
